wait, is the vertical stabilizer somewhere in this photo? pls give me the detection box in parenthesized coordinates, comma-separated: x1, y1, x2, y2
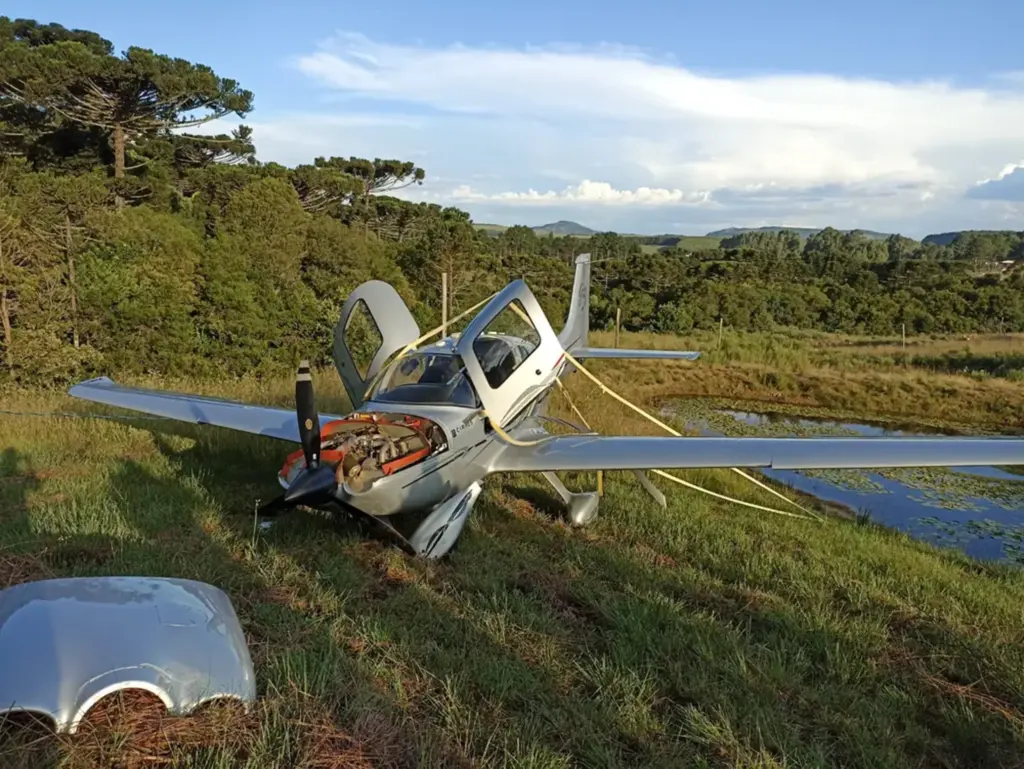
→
(558, 253, 591, 351)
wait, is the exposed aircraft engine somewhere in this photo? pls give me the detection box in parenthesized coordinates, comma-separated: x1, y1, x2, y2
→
(278, 413, 448, 493)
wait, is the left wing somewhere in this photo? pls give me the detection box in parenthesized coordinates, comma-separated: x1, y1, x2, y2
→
(569, 347, 700, 361)
(68, 377, 344, 442)
(493, 434, 1024, 472)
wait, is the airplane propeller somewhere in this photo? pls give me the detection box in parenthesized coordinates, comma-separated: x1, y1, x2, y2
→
(257, 360, 338, 518)
(296, 360, 321, 469)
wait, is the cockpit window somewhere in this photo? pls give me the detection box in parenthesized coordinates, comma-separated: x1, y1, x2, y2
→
(367, 350, 480, 408)
(472, 300, 541, 389)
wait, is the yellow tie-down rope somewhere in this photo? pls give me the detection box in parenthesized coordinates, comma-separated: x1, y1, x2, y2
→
(494, 302, 820, 521)
(486, 363, 817, 522)
(366, 295, 819, 522)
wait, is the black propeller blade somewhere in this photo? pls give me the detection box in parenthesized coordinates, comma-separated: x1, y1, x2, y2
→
(257, 360, 337, 519)
(296, 359, 321, 469)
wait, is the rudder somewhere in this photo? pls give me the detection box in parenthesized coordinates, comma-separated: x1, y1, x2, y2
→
(558, 253, 591, 351)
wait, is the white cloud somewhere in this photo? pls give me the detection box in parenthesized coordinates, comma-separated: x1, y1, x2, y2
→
(967, 162, 1024, 201)
(240, 33, 1024, 235)
(449, 180, 712, 206)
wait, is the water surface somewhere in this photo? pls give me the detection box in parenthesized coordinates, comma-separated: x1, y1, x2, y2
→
(675, 405, 1024, 565)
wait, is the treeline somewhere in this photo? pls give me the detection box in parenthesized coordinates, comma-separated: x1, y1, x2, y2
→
(1, 17, 1024, 385)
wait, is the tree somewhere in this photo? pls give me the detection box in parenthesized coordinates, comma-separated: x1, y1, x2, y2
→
(77, 206, 202, 371)
(325, 156, 425, 196)
(0, 19, 106, 161)
(0, 159, 100, 380)
(288, 159, 362, 214)
(197, 177, 315, 374)
(168, 124, 255, 169)
(399, 207, 497, 325)
(2, 34, 252, 186)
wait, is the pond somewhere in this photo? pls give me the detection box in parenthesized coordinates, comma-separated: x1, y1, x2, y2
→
(672, 404, 1024, 565)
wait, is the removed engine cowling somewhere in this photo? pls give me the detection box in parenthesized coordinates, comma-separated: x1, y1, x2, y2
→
(278, 412, 447, 493)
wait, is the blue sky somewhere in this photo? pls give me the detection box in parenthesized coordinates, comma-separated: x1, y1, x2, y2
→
(13, 1, 1024, 236)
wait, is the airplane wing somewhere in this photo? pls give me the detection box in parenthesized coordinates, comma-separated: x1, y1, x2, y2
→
(493, 434, 1024, 472)
(67, 377, 343, 443)
(569, 347, 700, 360)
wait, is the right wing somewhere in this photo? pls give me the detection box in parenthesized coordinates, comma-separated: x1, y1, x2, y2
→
(68, 377, 345, 443)
(493, 434, 1024, 472)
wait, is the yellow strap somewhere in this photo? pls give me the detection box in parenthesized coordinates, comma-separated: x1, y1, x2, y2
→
(557, 349, 818, 518)
(501, 301, 816, 520)
(363, 294, 816, 522)
(650, 469, 817, 520)
(556, 378, 604, 496)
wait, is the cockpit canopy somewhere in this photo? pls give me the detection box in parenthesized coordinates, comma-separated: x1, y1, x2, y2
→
(366, 335, 530, 408)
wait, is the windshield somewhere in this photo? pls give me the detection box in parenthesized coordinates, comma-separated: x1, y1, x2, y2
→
(367, 350, 480, 408)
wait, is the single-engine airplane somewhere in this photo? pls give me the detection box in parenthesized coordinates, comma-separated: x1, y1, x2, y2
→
(69, 254, 1024, 559)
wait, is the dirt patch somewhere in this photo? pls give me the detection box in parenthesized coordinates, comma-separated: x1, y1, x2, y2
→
(0, 551, 52, 588)
(287, 708, 382, 769)
(352, 545, 420, 599)
(632, 542, 678, 569)
(39, 539, 113, 570)
(507, 570, 607, 634)
(57, 689, 257, 768)
(262, 584, 310, 613)
(43, 689, 389, 769)
(883, 647, 1024, 728)
(666, 580, 779, 624)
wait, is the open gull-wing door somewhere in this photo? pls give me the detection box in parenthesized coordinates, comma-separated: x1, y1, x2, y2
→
(333, 281, 421, 410)
(456, 280, 564, 427)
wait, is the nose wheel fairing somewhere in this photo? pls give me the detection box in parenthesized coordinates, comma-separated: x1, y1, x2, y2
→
(292, 483, 484, 560)
(387, 482, 483, 558)
(346, 482, 481, 559)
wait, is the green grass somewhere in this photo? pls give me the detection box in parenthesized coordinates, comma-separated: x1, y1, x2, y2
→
(4, 354, 1024, 767)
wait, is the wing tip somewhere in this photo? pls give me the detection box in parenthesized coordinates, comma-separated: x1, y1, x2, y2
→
(68, 376, 115, 395)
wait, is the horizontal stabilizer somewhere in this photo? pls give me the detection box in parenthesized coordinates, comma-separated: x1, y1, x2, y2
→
(68, 377, 344, 443)
(570, 347, 701, 361)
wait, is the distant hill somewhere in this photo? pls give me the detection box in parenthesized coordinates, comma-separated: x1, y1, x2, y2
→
(533, 220, 597, 236)
(474, 223, 508, 235)
(706, 226, 894, 241)
(922, 232, 961, 246)
(921, 230, 1024, 246)
(474, 220, 598, 237)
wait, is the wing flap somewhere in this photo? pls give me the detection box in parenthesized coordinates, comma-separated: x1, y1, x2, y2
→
(67, 377, 343, 443)
(570, 347, 700, 360)
(494, 435, 1024, 472)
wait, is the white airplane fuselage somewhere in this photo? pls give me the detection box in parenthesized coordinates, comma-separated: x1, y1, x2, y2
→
(291, 333, 567, 525)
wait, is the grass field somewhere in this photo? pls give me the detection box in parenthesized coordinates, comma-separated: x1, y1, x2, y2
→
(639, 236, 723, 255)
(3, 332, 1024, 767)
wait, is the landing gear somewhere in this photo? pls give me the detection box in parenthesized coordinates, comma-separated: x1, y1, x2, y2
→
(379, 483, 483, 559)
(541, 472, 600, 526)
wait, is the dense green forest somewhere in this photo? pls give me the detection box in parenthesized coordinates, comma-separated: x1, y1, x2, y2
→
(2, 16, 1023, 385)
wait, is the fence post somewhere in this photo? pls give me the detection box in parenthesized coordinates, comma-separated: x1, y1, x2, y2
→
(441, 272, 448, 338)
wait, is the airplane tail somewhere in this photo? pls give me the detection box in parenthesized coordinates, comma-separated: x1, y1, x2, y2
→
(557, 252, 701, 363)
(557, 253, 592, 351)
